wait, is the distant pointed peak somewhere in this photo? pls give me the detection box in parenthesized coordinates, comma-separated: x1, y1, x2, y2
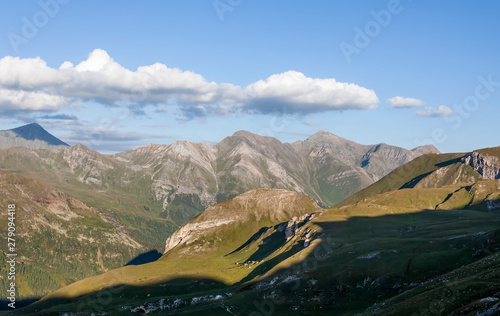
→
(232, 130, 259, 138)
(25, 122, 41, 127)
(11, 122, 43, 131)
(72, 143, 91, 150)
(68, 143, 106, 157)
(313, 130, 333, 136)
(411, 144, 441, 154)
(306, 130, 356, 145)
(4, 122, 69, 147)
(309, 130, 344, 139)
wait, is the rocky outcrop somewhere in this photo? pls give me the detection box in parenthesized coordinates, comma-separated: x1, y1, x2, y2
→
(163, 219, 235, 254)
(278, 213, 315, 240)
(463, 151, 500, 180)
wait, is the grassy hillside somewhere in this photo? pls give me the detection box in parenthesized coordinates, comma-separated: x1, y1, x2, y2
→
(477, 146, 500, 158)
(336, 152, 469, 207)
(12, 180, 500, 315)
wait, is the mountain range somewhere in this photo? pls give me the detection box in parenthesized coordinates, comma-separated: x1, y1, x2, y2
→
(0, 122, 471, 313)
(0, 124, 440, 225)
(2, 122, 439, 213)
(15, 142, 500, 315)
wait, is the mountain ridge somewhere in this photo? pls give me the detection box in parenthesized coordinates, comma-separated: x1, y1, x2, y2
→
(0, 125, 440, 226)
(113, 129, 439, 211)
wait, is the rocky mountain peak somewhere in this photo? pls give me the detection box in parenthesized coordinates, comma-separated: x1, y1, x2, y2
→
(306, 130, 352, 144)
(411, 144, 441, 155)
(232, 130, 259, 138)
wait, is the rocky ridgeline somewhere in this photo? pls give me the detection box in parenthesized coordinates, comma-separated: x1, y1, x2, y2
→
(463, 151, 500, 180)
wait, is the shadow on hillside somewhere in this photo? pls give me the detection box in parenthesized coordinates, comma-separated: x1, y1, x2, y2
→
(11, 203, 500, 315)
(400, 157, 465, 189)
(0, 298, 40, 311)
(125, 250, 162, 266)
(435, 157, 465, 168)
(225, 226, 270, 256)
(14, 277, 230, 315)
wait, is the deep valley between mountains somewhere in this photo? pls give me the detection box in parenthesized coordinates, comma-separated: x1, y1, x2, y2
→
(1, 123, 500, 315)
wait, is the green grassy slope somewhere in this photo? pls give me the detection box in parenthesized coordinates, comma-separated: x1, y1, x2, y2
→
(336, 152, 470, 207)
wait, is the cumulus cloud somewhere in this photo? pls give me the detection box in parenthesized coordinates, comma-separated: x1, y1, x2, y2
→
(416, 105, 454, 117)
(0, 89, 68, 111)
(0, 49, 379, 117)
(387, 96, 425, 108)
(243, 71, 378, 113)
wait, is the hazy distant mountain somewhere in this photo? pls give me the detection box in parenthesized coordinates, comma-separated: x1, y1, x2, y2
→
(114, 130, 438, 220)
(0, 123, 69, 149)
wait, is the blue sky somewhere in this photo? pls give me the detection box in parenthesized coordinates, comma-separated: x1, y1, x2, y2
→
(0, 1, 499, 153)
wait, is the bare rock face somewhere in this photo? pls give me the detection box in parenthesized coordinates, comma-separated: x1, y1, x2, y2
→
(281, 214, 314, 240)
(463, 151, 500, 180)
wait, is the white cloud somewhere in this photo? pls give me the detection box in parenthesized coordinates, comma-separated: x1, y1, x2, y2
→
(0, 49, 379, 117)
(416, 105, 454, 117)
(0, 89, 68, 110)
(387, 96, 425, 108)
(243, 71, 378, 113)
